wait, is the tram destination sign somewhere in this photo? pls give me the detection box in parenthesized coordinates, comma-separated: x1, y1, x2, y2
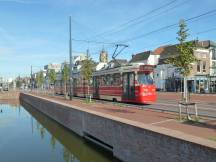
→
(139, 65, 154, 71)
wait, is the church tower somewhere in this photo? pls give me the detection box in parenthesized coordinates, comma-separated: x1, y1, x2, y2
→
(99, 49, 108, 63)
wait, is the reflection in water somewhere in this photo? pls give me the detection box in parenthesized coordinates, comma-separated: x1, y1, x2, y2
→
(40, 126, 46, 140)
(22, 101, 119, 162)
(51, 135, 57, 150)
(63, 147, 79, 162)
(0, 99, 20, 107)
(0, 101, 119, 162)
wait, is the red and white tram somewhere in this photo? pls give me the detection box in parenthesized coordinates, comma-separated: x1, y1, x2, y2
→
(72, 64, 156, 104)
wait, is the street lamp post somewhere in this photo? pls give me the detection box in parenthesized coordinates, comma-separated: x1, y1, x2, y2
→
(69, 16, 73, 100)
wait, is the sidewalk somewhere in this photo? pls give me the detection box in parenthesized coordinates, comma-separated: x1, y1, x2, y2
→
(31, 92, 216, 141)
(157, 91, 216, 103)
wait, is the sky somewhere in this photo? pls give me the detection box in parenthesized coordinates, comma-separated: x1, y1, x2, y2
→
(0, 0, 216, 79)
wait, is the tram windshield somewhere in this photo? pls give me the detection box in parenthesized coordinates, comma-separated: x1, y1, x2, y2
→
(138, 73, 153, 85)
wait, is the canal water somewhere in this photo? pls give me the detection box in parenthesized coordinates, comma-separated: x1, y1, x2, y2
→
(0, 102, 119, 162)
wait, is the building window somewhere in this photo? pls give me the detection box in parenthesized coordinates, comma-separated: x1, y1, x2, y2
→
(197, 61, 201, 72)
(212, 49, 216, 60)
(212, 62, 216, 75)
(203, 61, 206, 73)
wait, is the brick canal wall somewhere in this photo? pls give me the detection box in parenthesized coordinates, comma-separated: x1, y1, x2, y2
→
(20, 93, 216, 162)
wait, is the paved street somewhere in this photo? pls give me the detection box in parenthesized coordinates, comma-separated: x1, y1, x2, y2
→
(147, 92, 216, 118)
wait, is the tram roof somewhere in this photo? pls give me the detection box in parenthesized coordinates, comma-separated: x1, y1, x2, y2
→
(93, 64, 154, 76)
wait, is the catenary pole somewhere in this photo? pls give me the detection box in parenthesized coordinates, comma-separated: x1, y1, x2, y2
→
(69, 16, 73, 100)
(31, 65, 33, 91)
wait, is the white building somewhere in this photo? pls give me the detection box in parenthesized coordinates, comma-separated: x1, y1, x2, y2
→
(44, 63, 61, 73)
(153, 40, 216, 93)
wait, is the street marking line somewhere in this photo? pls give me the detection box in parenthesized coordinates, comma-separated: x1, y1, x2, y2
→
(151, 119, 174, 125)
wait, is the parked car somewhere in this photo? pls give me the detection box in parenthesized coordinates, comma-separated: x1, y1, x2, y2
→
(3, 87, 8, 91)
(3, 84, 9, 91)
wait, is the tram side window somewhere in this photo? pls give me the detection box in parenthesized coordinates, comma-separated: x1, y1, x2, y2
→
(79, 78, 83, 86)
(93, 76, 98, 86)
(106, 75, 111, 86)
(96, 77, 100, 86)
(98, 76, 102, 86)
(109, 75, 114, 85)
(89, 79, 93, 86)
(99, 75, 106, 86)
(98, 74, 121, 86)
(123, 74, 127, 93)
(113, 73, 121, 86)
(76, 78, 79, 86)
(102, 75, 106, 86)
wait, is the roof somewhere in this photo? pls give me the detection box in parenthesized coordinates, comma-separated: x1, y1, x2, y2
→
(157, 40, 216, 65)
(195, 40, 216, 48)
(153, 45, 169, 55)
(159, 45, 179, 60)
(110, 59, 128, 64)
(129, 51, 151, 63)
(107, 59, 128, 68)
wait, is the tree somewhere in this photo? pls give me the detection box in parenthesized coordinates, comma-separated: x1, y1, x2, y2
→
(80, 52, 95, 101)
(62, 63, 70, 98)
(16, 80, 22, 89)
(48, 69, 56, 88)
(166, 19, 197, 118)
(36, 71, 44, 89)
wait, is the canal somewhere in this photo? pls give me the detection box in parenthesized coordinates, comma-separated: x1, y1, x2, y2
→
(0, 101, 120, 162)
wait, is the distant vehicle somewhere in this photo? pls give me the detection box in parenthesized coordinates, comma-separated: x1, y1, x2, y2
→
(3, 84, 9, 91)
(55, 64, 157, 104)
(0, 83, 2, 92)
(3, 87, 8, 91)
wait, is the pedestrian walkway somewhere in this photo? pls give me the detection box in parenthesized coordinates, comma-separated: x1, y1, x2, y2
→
(32, 92, 216, 141)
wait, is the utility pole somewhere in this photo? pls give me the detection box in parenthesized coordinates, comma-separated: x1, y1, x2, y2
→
(31, 65, 33, 91)
(69, 16, 73, 100)
(86, 48, 89, 58)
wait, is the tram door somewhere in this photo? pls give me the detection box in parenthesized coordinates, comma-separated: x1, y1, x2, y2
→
(93, 76, 99, 99)
(122, 72, 135, 100)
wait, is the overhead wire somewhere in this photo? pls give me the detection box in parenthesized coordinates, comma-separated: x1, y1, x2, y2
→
(89, 0, 179, 40)
(118, 9, 216, 43)
(73, 6, 216, 59)
(196, 27, 216, 35)
(134, 26, 216, 52)
(93, 0, 191, 38)
(72, 38, 118, 45)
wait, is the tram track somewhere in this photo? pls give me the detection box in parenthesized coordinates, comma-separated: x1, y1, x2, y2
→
(72, 96, 216, 119)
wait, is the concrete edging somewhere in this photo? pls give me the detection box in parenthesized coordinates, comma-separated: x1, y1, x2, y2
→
(20, 93, 216, 162)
